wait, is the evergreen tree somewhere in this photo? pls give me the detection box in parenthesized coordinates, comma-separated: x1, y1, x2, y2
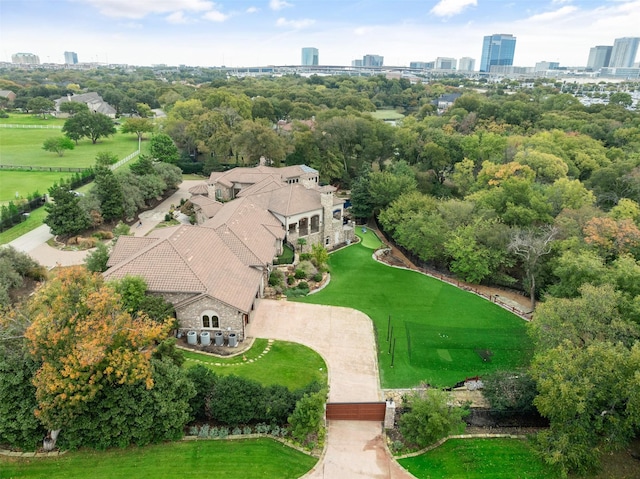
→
(93, 165, 124, 222)
(44, 185, 91, 237)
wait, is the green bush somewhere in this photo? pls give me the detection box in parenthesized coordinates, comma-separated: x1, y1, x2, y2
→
(287, 275, 295, 285)
(269, 269, 285, 287)
(399, 389, 469, 448)
(112, 221, 131, 238)
(300, 253, 312, 261)
(288, 389, 327, 447)
(296, 260, 317, 279)
(294, 268, 306, 279)
(312, 272, 323, 282)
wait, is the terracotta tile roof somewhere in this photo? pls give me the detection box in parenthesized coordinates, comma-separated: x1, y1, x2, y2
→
(188, 183, 209, 195)
(207, 165, 318, 188)
(237, 177, 287, 197)
(266, 184, 323, 216)
(106, 236, 158, 267)
(104, 225, 263, 313)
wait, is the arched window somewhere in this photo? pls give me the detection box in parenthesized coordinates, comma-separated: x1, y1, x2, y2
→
(202, 310, 220, 328)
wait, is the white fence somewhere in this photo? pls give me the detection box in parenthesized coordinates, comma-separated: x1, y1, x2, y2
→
(110, 149, 140, 170)
(0, 124, 63, 129)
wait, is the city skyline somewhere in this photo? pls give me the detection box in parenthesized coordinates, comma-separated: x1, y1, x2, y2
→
(1, 0, 639, 68)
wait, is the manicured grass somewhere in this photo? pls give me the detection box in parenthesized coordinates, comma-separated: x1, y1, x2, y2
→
(0, 207, 48, 245)
(183, 339, 327, 391)
(0, 171, 75, 202)
(0, 112, 66, 126)
(0, 127, 145, 168)
(355, 227, 384, 249)
(275, 244, 294, 264)
(398, 438, 560, 479)
(298, 242, 531, 388)
(369, 109, 405, 121)
(0, 438, 317, 479)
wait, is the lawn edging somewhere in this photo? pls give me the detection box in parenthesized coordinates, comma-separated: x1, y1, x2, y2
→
(393, 433, 527, 460)
(0, 449, 67, 457)
(371, 248, 532, 322)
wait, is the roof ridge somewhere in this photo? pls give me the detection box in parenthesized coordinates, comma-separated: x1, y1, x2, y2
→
(217, 225, 264, 266)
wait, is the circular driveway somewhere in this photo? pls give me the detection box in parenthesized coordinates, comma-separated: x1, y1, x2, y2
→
(248, 299, 416, 479)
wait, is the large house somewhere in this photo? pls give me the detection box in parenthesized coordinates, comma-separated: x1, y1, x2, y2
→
(54, 92, 116, 118)
(104, 164, 354, 343)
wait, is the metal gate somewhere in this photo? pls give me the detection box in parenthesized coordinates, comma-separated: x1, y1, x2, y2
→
(326, 402, 386, 421)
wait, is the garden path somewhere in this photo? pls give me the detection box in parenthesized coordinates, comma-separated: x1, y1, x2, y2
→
(248, 300, 416, 479)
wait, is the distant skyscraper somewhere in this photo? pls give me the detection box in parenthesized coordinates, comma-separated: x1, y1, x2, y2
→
(352, 59, 363, 67)
(479, 34, 516, 72)
(11, 52, 40, 64)
(64, 51, 78, 64)
(435, 57, 457, 70)
(587, 45, 612, 70)
(458, 57, 475, 72)
(362, 54, 383, 67)
(609, 37, 640, 68)
(301, 47, 318, 66)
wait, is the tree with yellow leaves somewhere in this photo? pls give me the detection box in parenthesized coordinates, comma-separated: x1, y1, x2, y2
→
(24, 266, 172, 449)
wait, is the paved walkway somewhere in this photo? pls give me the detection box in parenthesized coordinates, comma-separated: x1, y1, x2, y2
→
(248, 300, 416, 479)
(7, 180, 202, 268)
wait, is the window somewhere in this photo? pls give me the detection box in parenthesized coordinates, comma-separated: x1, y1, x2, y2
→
(325, 237, 330, 245)
(310, 215, 320, 233)
(202, 311, 220, 328)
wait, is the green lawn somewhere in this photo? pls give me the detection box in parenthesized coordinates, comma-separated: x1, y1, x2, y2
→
(0, 207, 48, 245)
(298, 241, 531, 388)
(369, 109, 406, 121)
(398, 438, 560, 479)
(182, 339, 327, 391)
(0, 112, 66, 126)
(356, 227, 384, 249)
(0, 438, 317, 479)
(0, 127, 145, 168)
(0, 170, 76, 202)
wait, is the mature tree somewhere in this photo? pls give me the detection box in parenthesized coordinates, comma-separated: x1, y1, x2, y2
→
(44, 185, 92, 237)
(62, 111, 116, 144)
(26, 96, 54, 119)
(92, 164, 124, 222)
(59, 101, 89, 116)
(0, 247, 47, 309)
(399, 389, 469, 448)
(149, 133, 180, 163)
(251, 97, 276, 122)
(42, 136, 75, 156)
(367, 162, 417, 214)
(121, 117, 154, 142)
(482, 370, 537, 415)
(508, 225, 558, 310)
(24, 267, 172, 448)
(0, 310, 46, 450)
(231, 119, 288, 165)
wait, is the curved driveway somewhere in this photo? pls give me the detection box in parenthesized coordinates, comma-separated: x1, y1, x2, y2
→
(248, 300, 415, 479)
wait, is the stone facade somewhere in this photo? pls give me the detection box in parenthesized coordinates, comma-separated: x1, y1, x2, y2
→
(175, 294, 250, 341)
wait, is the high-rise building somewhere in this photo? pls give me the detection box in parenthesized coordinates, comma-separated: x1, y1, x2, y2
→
(435, 57, 457, 70)
(64, 51, 78, 64)
(410, 61, 431, 69)
(587, 45, 612, 70)
(301, 47, 318, 66)
(11, 52, 40, 64)
(479, 34, 516, 72)
(362, 54, 383, 67)
(609, 37, 640, 68)
(458, 57, 475, 72)
(351, 59, 363, 67)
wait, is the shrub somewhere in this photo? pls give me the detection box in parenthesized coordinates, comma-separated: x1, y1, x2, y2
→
(297, 260, 318, 279)
(218, 427, 229, 439)
(92, 230, 114, 240)
(85, 241, 110, 273)
(243, 426, 252, 435)
(269, 269, 285, 287)
(287, 275, 295, 285)
(294, 268, 306, 279)
(312, 272, 323, 282)
(78, 237, 97, 249)
(198, 424, 210, 438)
(112, 221, 131, 238)
(288, 389, 327, 445)
(232, 427, 242, 436)
(165, 213, 172, 221)
(399, 389, 469, 448)
(482, 370, 537, 414)
(300, 253, 312, 261)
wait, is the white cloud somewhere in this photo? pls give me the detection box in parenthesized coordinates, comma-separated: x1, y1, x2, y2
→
(203, 9, 230, 21)
(166, 11, 189, 24)
(354, 27, 372, 36)
(276, 17, 314, 29)
(527, 5, 578, 21)
(75, 0, 214, 18)
(551, 0, 573, 4)
(430, 0, 477, 17)
(246, 6, 259, 13)
(269, 0, 292, 11)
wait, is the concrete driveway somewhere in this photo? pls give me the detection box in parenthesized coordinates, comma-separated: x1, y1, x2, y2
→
(248, 300, 416, 479)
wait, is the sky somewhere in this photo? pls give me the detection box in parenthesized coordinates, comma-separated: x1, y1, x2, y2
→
(1, 0, 639, 68)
